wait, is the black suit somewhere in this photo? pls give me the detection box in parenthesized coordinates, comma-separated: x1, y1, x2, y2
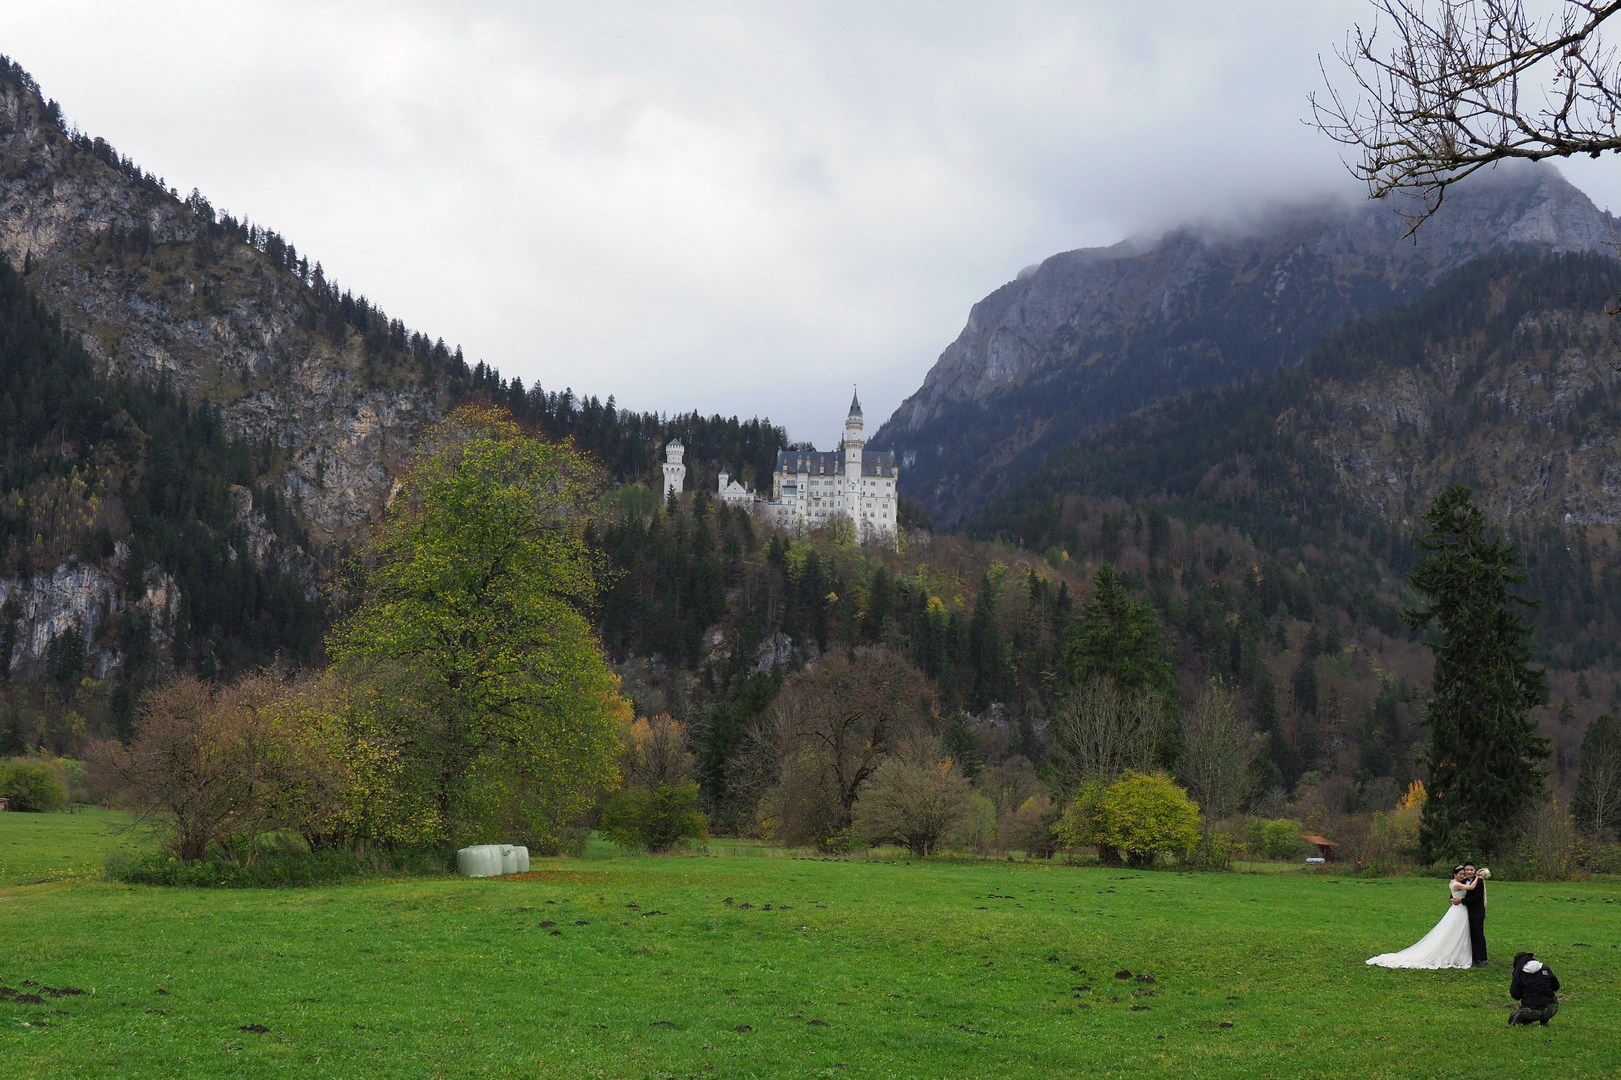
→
(1461, 875, 1487, 964)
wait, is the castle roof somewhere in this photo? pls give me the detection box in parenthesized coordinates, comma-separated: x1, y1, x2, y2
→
(775, 448, 896, 477)
(848, 389, 862, 418)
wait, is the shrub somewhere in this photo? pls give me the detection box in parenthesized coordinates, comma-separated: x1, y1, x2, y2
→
(1095, 771, 1200, 868)
(997, 794, 1056, 857)
(1, 758, 69, 812)
(52, 757, 90, 803)
(599, 782, 707, 853)
(1186, 830, 1242, 871)
(1053, 782, 1106, 850)
(856, 737, 974, 857)
(106, 846, 451, 888)
(1507, 795, 1585, 881)
(1585, 838, 1621, 874)
(1249, 818, 1307, 860)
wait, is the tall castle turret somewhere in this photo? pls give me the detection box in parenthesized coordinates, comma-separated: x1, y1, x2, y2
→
(662, 439, 687, 499)
(842, 389, 864, 483)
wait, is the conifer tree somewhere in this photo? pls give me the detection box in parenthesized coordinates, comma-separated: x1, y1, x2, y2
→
(1062, 563, 1172, 696)
(967, 568, 1014, 710)
(1404, 484, 1549, 861)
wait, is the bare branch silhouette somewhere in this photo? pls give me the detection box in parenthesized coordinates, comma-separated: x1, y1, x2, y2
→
(1313, 1, 1621, 233)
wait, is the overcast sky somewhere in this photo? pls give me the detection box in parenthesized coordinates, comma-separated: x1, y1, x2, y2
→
(6, 1, 1621, 443)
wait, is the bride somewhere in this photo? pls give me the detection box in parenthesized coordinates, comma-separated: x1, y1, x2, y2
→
(1365, 868, 1479, 969)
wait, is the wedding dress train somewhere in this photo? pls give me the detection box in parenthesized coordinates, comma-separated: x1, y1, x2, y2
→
(1366, 884, 1475, 969)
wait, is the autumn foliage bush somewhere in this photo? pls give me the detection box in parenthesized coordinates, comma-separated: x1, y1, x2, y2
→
(1056, 770, 1200, 868)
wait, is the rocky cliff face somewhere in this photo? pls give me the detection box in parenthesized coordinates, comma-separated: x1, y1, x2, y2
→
(0, 70, 449, 553)
(878, 164, 1618, 526)
(0, 559, 179, 678)
(1308, 296, 1621, 532)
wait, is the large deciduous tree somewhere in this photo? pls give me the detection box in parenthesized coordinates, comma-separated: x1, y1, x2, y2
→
(758, 647, 934, 852)
(856, 734, 975, 857)
(1046, 678, 1169, 797)
(1404, 483, 1549, 860)
(1177, 679, 1258, 828)
(105, 674, 317, 862)
(1315, 1, 1621, 231)
(329, 404, 625, 850)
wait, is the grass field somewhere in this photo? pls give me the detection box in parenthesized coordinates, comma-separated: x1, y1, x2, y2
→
(0, 826, 1618, 1079)
(0, 809, 148, 886)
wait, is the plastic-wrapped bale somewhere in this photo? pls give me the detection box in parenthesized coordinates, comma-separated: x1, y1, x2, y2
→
(456, 845, 504, 877)
(499, 845, 530, 874)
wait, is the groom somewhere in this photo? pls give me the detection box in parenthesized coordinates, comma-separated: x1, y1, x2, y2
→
(1461, 862, 1488, 966)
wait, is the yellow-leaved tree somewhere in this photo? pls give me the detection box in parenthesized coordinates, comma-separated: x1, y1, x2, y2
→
(1056, 770, 1200, 869)
(329, 405, 624, 851)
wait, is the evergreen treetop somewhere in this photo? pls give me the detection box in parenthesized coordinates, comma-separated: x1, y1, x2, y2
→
(1062, 563, 1173, 697)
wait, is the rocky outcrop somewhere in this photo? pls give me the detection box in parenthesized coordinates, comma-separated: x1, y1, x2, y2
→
(1, 558, 179, 678)
(878, 164, 1619, 526)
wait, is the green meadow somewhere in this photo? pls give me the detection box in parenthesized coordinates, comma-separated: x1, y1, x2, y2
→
(0, 809, 147, 887)
(1, 818, 1618, 1079)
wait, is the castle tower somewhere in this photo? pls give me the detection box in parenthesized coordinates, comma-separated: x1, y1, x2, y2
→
(843, 388, 864, 477)
(662, 439, 687, 499)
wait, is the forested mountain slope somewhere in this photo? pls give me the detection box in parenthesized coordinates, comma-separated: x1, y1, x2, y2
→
(877, 165, 1616, 526)
(0, 253, 324, 738)
(973, 253, 1621, 673)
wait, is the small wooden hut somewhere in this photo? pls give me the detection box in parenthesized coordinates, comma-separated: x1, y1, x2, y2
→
(1303, 835, 1338, 862)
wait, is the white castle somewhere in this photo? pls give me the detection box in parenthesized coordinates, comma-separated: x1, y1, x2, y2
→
(660, 391, 899, 541)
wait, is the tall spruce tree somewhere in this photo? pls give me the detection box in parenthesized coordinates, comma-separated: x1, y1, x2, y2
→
(1404, 484, 1549, 861)
(1062, 563, 1172, 696)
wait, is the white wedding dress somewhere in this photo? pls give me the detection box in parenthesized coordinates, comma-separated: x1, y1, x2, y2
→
(1366, 883, 1475, 969)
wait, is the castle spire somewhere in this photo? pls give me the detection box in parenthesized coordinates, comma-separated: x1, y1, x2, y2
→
(848, 386, 862, 418)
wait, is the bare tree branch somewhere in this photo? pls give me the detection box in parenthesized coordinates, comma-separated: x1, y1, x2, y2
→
(1313, 1, 1621, 234)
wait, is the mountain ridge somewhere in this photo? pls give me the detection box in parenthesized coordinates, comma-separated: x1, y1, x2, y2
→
(877, 165, 1619, 527)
